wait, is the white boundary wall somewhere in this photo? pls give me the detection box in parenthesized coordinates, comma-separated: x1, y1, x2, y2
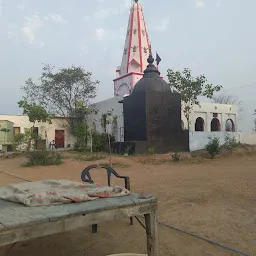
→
(189, 131, 256, 151)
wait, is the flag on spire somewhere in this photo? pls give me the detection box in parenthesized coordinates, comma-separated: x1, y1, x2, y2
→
(156, 52, 161, 66)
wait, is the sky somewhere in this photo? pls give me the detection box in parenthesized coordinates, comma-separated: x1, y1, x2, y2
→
(0, 0, 256, 131)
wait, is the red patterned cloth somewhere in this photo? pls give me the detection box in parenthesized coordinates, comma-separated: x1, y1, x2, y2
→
(0, 180, 130, 206)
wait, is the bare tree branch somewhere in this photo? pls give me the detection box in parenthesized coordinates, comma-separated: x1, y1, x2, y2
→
(212, 92, 244, 115)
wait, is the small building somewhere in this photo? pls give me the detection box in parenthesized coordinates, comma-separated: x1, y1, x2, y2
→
(119, 54, 189, 153)
(0, 120, 14, 152)
(182, 102, 238, 132)
(0, 115, 76, 149)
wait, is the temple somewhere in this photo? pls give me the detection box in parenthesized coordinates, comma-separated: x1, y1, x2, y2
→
(87, 0, 239, 152)
(114, 0, 151, 96)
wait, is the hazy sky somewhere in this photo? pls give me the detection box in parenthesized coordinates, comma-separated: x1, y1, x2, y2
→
(0, 0, 255, 131)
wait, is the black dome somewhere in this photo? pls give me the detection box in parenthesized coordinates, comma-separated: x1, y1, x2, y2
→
(132, 55, 171, 94)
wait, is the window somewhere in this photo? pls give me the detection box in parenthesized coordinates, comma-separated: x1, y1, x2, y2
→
(225, 119, 235, 132)
(211, 118, 221, 131)
(31, 127, 39, 135)
(195, 117, 204, 131)
(13, 127, 21, 135)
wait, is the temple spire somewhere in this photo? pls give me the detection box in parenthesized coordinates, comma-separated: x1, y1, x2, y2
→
(114, 0, 151, 96)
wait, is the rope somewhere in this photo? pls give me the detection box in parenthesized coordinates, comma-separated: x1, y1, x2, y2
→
(0, 171, 31, 182)
(134, 216, 251, 256)
(0, 173, 252, 256)
(158, 222, 252, 256)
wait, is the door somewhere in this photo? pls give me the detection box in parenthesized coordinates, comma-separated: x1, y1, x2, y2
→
(55, 130, 65, 148)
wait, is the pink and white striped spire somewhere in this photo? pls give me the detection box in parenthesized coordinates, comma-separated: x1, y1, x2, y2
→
(119, 0, 150, 75)
(114, 0, 151, 96)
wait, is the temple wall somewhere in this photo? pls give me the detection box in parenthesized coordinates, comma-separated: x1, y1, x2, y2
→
(189, 131, 256, 151)
(89, 96, 124, 141)
(182, 102, 239, 132)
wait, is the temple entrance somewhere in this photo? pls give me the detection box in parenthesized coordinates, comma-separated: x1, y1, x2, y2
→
(211, 118, 221, 131)
(195, 117, 204, 131)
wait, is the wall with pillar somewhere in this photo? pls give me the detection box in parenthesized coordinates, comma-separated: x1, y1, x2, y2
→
(90, 98, 239, 143)
(181, 102, 238, 132)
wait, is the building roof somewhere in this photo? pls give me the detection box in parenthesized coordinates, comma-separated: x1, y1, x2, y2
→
(132, 54, 171, 94)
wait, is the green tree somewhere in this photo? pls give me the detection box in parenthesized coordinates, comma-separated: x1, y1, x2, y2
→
(22, 65, 98, 123)
(167, 68, 222, 129)
(18, 97, 54, 125)
(17, 98, 53, 151)
(21, 65, 99, 147)
(100, 109, 117, 166)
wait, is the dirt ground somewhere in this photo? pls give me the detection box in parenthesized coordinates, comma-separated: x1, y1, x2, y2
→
(0, 152, 255, 256)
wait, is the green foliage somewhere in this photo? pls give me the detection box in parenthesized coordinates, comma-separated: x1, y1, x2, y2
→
(73, 142, 88, 152)
(100, 109, 115, 132)
(0, 128, 10, 133)
(13, 129, 41, 152)
(21, 65, 99, 147)
(172, 152, 180, 162)
(13, 133, 25, 150)
(18, 98, 53, 124)
(91, 132, 115, 152)
(124, 144, 132, 155)
(71, 122, 88, 151)
(24, 149, 63, 166)
(205, 137, 221, 159)
(73, 153, 106, 162)
(21, 65, 98, 119)
(167, 68, 222, 129)
(223, 133, 238, 149)
(147, 147, 155, 155)
(100, 162, 131, 168)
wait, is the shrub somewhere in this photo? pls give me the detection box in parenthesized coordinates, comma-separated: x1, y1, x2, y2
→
(147, 147, 155, 155)
(73, 154, 106, 161)
(124, 144, 132, 156)
(13, 133, 25, 150)
(205, 137, 221, 159)
(223, 133, 238, 149)
(91, 132, 115, 152)
(73, 142, 89, 152)
(24, 149, 63, 166)
(172, 152, 180, 162)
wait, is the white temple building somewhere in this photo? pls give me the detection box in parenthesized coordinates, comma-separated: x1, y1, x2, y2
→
(90, 0, 239, 143)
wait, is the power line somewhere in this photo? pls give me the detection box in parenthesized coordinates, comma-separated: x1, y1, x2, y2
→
(224, 83, 256, 92)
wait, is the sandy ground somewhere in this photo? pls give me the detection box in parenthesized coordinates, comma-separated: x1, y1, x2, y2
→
(0, 153, 255, 256)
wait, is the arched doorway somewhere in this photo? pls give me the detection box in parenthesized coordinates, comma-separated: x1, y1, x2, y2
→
(195, 117, 205, 131)
(225, 119, 235, 132)
(112, 119, 118, 141)
(211, 118, 221, 131)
